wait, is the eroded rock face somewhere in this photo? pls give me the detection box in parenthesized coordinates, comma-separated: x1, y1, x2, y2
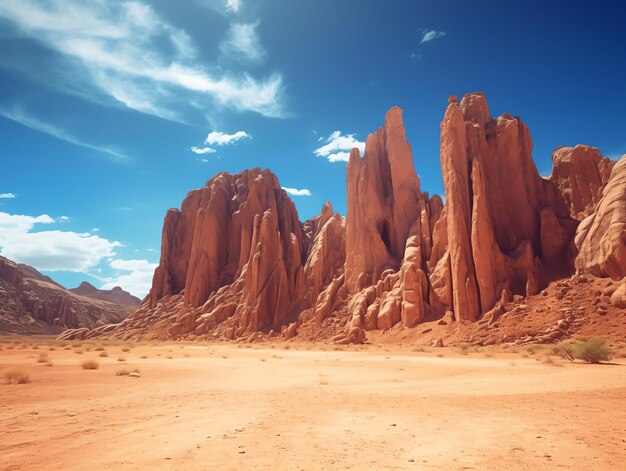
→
(345, 107, 422, 294)
(575, 156, 626, 279)
(438, 92, 586, 319)
(550, 145, 615, 221)
(0, 256, 131, 334)
(344, 107, 439, 331)
(59, 92, 622, 342)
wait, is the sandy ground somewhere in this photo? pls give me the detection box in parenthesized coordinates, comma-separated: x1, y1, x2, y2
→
(1, 339, 625, 470)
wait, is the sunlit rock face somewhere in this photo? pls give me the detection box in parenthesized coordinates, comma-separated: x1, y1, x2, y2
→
(62, 92, 622, 342)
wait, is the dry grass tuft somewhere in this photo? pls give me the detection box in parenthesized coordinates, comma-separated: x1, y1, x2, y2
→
(3, 369, 30, 384)
(81, 359, 99, 370)
(116, 368, 140, 376)
(117, 357, 126, 362)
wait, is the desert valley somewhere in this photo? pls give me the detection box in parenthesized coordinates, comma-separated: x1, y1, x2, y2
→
(2, 91, 625, 470)
(1, 1, 625, 470)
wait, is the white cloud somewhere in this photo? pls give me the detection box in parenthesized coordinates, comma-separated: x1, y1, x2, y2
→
(205, 130, 250, 145)
(282, 187, 312, 196)
(191, 146, 216, 154)
(419, 29, 446, 44)
(225, 0, 241, 13)
(220, 22, 265, 63)
(196, 158, 209, 163)
(100, 258, 158, 298)
(0, 193, 17, 199)
(314, 131, 365, 163)
(0, 0, 285, 119)
(0, 106, 126, 159)
(57, 216, 70, 222)
(0, 211, 120, 272)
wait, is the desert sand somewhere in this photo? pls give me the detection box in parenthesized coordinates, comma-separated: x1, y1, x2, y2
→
(1, 339, 625, 470)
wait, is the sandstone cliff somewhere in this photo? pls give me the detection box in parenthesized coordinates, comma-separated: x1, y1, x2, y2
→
(58, 92, 623, 343)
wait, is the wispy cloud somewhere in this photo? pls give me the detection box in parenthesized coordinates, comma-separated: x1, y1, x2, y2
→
(191, 146, 216, 154)
(0, 106, 126, 160)
(0, 193, 17, 199)
(419, 29, 446, 44)
(282, 187, 312, 196)
(0, 0, 285, 120)
(220, 22, 265, 63)
(314, 131, 365, 163)
(205, 130, 250, 145)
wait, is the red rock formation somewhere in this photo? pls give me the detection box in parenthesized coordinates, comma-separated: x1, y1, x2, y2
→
(440, 95, 480, 321)
(439, 92, 585, 319)
(345, 107, 422, 294)
(575, 155, 626, 279)
(58, 91, 623, 343)
(550, 145, 615, 220)
(344, 106, 439, 331)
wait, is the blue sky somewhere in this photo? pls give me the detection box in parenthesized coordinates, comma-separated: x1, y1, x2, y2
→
(0, 0, 624, 297)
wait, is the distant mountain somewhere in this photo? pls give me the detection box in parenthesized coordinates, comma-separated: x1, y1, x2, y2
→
(70, 282, 140, 309)
(0, 256, 135, 335)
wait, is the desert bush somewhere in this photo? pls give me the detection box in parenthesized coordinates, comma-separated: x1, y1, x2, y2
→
(81, 360, 99, 370)
(571, 339, 612, 364)
(99, 351, 108, 357)
(4, 369, 30, 384)
(121, 347, 130, 353)
(74, 349, 83, 355)
(37, 352, 49, 363)
(117, 357, 126, 362)
(116, 368, 139, 376)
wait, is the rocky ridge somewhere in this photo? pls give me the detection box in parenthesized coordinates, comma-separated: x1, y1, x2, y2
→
(59, 92, 625, 344)
(0, 256, 135, 334)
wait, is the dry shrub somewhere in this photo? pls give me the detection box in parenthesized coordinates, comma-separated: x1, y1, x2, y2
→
(37, 352, 49, 363)
(74, 349, 83, 355)
(572, 339, 612, 364)
(526, 344, 545, 355)
(81, 360, 99, 370)
(117, 357, 126, 362)
(99, 351, 108, 357)
(4, 369, 30, 384)
(116, 368, 140, 376)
